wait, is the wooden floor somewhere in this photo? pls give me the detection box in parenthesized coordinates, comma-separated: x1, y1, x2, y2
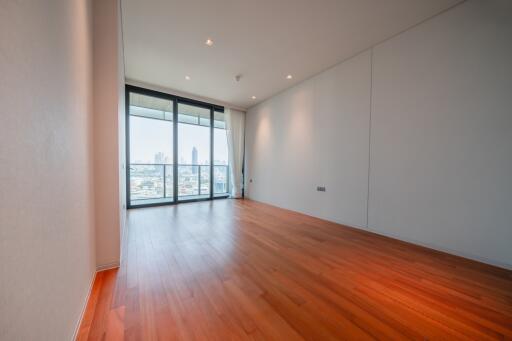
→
(78, 199, 512, 340)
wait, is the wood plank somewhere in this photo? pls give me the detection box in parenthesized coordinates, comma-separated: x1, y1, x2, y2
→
(77, 199, 512, 340)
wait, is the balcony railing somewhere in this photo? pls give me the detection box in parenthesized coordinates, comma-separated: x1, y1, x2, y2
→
(129, 163, 229, 203)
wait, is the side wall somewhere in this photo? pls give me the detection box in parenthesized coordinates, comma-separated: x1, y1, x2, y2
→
(245, 51, 371, 228)
(0, 1, 96, 339)
(368, 0, 512, 268)
(245, 0, 512, 269)
(93, 0, 123, 269)
(118, 0, 127, 256)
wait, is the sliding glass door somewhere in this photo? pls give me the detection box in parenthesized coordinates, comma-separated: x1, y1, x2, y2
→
(126, 85, 229, 208)
(213, 110, 229, 197)
(128, 93, 174, 206)
(177, 103, 211, 201)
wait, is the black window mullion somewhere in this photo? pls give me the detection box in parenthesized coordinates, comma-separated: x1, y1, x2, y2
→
(125, 87, 131, 208)
(125, 84, 226, 209)
(210, 106, 214, 199)
(173, 99, 178, 203)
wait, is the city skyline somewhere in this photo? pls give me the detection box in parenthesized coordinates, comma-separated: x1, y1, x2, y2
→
(130, 116, 229, 165)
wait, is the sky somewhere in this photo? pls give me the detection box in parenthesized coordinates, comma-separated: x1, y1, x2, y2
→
(129, 116, 228, 165)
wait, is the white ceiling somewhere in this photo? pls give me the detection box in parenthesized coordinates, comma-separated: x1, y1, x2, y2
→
(122, 0, 462, 109)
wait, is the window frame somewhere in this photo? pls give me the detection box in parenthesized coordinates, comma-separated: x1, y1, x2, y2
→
(126, 84, 228, 209)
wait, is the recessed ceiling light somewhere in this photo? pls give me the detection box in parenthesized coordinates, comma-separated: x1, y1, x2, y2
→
(286, 74, 293, 79)
(205, 38, 214, 46)
(251, 96, 256, 100)
(185, 75, 190, 80)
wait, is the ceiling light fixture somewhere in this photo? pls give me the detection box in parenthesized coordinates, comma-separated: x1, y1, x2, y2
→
(251, 96, 256, 100)
(286, 74, 293, 79)
(205, 38, 214, 46)
(185, 75, 190, 80)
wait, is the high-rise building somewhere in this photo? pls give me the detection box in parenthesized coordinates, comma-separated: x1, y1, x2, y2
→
(192, 147, 198, 174)
(154, 152, 165, 164)
(192, 147, 198, 165)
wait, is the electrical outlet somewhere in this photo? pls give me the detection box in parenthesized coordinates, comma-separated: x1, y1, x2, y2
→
(317, 186, 326, 192)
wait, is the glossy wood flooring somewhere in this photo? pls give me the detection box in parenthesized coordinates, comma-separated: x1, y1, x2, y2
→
(77, 199, 512, 340)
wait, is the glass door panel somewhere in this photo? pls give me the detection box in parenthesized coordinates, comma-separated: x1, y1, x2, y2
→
(177, 103, 211, 201)
(127, 86, 229, 207)
(128, 93, 174, 207)
(213, 110, 230, 197)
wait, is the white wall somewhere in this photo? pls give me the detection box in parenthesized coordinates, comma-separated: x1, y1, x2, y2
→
(118, 0, 127, 254)
(0, 1, 96, 340)
(246, 51, 371, 228)
(93, 0, 123, 269)
(245, 0, 512, 269)
(369, 0, 512, 269)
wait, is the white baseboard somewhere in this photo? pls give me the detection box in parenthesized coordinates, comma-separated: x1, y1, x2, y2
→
(359, 224, 512, 271)
(96, 261, 120, 272)
(72, 262, 120, 340)
(72, 270, 97, 341)
(246, 198, 512, 271)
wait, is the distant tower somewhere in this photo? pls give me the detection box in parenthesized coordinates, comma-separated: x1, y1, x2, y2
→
(192, 147, 198, 165)
(192, 147, 198, 174)
(154, 152, 164, 164)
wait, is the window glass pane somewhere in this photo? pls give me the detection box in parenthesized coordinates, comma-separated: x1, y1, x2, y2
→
(130, 164, 164, 200)
(164, 111, 173, 121)
(129, 116, 173, 164)
(178, 103, 210, 126)
(128, 91, 174, 206)
(214, 110, 226, 129)
(199, 117, 210, 126)
(177, 124, 210, 166)
(178, 102, 211, 200)
(127, 89, 229, 205)
(200, 166, 210, 195)
(177, 165, 198, 197)
(129, 93, 173, 121)
(213, 165, 229, 194)
(214, 111, 229, 196)
(178, 113, 198, 124)
(165, 165, 173, 198)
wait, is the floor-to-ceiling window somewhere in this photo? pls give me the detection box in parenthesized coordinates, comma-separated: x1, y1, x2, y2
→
(128, 93, 174, 206)
(213, 110, 229, 197)
(126, 85, 229, 208)
(177, 103, 211, 201)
